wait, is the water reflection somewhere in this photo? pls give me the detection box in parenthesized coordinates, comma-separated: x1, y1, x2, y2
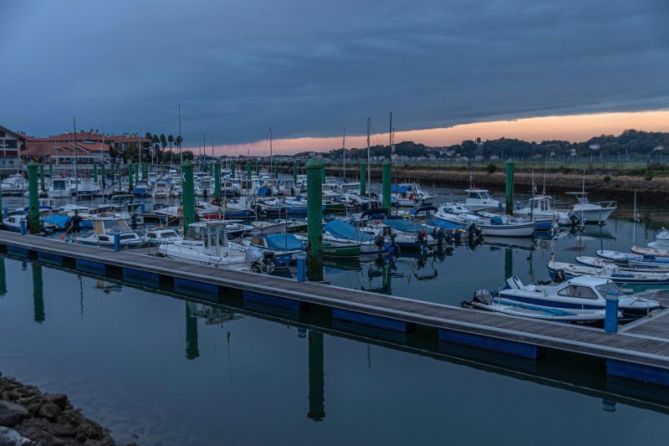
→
(185, 302, 200, 360)
(32, 263, 45, 323)
(0, 257, 6, 296)
(307, 330, 325, 422)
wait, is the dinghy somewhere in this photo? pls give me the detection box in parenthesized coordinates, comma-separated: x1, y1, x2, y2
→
(548, 260, 669, 286)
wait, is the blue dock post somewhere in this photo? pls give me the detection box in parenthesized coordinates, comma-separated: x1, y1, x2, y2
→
(113, 232, 121, 252)
(296, 253, 306, 282)
(605, 290, 619, 334)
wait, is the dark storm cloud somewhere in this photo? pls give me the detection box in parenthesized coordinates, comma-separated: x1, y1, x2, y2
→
(1, 0, 668, 144)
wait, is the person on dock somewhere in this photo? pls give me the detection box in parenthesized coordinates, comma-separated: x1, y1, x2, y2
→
(68, 211, 82, 235)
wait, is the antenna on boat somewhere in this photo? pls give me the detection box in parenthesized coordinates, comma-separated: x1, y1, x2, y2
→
(178, 102, 183, 165)
(269, 127, 273, 179)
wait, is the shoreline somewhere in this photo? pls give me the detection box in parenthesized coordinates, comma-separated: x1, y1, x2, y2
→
(0, 373, 133, 446)
(306, 165, 669, 204)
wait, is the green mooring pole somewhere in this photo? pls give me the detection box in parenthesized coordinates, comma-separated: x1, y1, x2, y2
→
(255, 159, 259, 175)
(359, 162, 367, 196)
(93, 162, 98, 183)
(128, 163, 134, 193)
(292, 160, 297, 182)
(246, 161, 251, 180)
(143, 163, 149, 181)
(306, 157, 323, 282)
(214, 161, 221, 201)
(49, 163, 53, 180)
(505, 160, 514, 215)
(182, 160, 195, 232)
(231, 160, 236, 179)
(27, 161, 40, 234)
(101, 162, 106, 191)
(382, 159, 391, 212)
(39, 164, 45, 192)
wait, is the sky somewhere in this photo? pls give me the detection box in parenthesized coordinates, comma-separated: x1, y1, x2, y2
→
(2, 0, 668, 155)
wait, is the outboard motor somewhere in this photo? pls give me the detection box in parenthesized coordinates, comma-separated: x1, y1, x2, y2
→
(417, 229, 429, 256)
(553, 269, 566, 283)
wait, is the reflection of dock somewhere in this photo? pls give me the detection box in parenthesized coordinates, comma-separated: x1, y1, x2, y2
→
(3, 230, 669, 389)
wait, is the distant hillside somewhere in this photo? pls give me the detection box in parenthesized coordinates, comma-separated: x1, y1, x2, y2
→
(303, 129, 669, 160)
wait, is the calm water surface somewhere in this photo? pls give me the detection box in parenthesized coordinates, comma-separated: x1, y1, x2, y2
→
(0, 188, 668, 445)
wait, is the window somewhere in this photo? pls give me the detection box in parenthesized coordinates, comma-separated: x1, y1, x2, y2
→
(558, 285, 598, 299)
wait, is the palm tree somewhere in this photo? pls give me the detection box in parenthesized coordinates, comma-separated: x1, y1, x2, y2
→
(167, 135, 175, 165)
(175, 135, 183, 164)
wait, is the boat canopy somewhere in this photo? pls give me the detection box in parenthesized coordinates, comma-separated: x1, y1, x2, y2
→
(265, 233, 303, 251)
(325, 220, 375, 242)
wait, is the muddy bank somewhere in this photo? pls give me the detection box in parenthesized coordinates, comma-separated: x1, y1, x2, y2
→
(311, 165, 669, 204)
(0, 374, 134, 446)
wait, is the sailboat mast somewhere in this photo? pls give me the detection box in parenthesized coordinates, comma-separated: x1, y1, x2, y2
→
(178, 103, 183, 165)
(366, 115, 371, 198)
(389, 111, 393, 159)
(73, 117, 79, 199)
(269, 127, 273, 177)
(342, 128, 346, 181)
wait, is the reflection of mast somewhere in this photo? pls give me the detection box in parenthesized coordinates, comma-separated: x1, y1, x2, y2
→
(185, 303, 200, 360)
(0, 257, 6, 296)
(307, 330, 325, 422)
(32, 263, 45, 323)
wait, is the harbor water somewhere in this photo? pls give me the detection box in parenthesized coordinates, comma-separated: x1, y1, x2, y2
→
(0, 187, 668, 445)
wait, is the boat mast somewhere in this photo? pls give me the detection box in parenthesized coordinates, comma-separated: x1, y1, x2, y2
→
(342, 128, 346, 181)
(366, 115, 371, 199)
(73, 117, 79, 199)
(269, 127, 273, 178)
(178, 103, 183, 165)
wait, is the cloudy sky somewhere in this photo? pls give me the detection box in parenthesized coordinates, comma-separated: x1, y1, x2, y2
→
(2, 0, 668, 153)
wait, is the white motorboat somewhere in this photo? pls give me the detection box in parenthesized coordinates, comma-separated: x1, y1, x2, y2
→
(145, 228, 182, 245)
(514, 195, 571, 226)
(152, 181, 172, 199)
(648, 228, 669, 249)
(498, 275, 661, 317)
(1, 174, 27, 196)
(597, 249, 669, 264)
(465, 289, 607, 323)
(477, 214, 535, 238)
(48, 178, 74, 198)
(389, 183, 433, 207)
(158, 221, 249, 268)
(73, 218, 145, 248)
(567, 192, 616, 224)
(463, 188, 501, 210)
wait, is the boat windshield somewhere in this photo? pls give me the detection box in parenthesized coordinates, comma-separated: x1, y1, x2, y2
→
(595, 282, 621, 297)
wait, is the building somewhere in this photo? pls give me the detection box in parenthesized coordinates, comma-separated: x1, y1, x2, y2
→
(0, 125, 25, 173)
(21, 130, 151, 172)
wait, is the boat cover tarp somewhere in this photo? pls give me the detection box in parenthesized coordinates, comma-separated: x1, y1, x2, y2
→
(325, 220, 374, 242)
(43, 214, 70, 229)
(391, 184, 410, 193)
(265, 233, 303, 251)
(384, 219, 424, 234)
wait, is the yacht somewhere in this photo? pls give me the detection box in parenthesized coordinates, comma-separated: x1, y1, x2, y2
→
(48, 178, 74, 198)
(567, 192, 616, 224)
(463, 188, 501, 210)
(72, 218, 145, 248)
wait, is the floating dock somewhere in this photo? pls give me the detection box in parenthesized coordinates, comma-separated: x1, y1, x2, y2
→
(2, 230, 669, 387)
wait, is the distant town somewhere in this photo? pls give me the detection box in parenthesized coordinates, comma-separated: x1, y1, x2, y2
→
(1, 123, 668, 175)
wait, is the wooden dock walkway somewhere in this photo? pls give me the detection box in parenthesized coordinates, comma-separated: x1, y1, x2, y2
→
(2, 230, 669, 386)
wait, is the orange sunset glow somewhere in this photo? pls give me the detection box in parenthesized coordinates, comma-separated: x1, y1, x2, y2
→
(201, 110, 669, 156)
